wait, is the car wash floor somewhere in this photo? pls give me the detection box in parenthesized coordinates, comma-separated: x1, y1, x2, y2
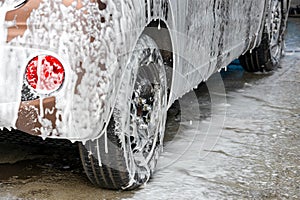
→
(0, 18, 299, 200)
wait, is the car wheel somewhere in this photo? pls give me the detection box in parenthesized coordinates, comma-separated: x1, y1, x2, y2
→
(78, 34, 168, 190)
(240, 0, 285, 72)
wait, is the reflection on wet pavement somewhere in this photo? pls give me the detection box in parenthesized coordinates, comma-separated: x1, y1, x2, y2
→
(0, 18, 300, 199)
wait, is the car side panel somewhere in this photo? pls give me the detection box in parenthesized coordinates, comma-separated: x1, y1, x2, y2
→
(168, 0, 266, 104)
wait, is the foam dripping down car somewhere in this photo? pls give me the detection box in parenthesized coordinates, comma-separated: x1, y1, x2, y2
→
(0, 0, 290, 190)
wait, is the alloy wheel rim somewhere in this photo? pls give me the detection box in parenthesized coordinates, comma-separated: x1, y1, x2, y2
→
(130, 62, 164, 167)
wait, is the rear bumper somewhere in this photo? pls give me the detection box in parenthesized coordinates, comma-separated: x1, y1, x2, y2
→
(1, 0, 117, 141)
(16, 97, 56, 136)
(0, 44, 67, 137)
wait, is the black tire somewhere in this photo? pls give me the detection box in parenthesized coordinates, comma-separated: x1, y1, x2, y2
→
(240, 0, 285, 72)
(79, 34, 168, 190)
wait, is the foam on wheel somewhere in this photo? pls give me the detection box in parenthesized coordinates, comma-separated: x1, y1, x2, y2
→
(79, 34, 168, 190)
(240, 0, 285, 72)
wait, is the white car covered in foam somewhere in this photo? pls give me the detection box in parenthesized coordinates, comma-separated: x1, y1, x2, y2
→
(0, 0, 290, 190)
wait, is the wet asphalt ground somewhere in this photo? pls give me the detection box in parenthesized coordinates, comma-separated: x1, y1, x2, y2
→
(0, 18, 300, 200)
